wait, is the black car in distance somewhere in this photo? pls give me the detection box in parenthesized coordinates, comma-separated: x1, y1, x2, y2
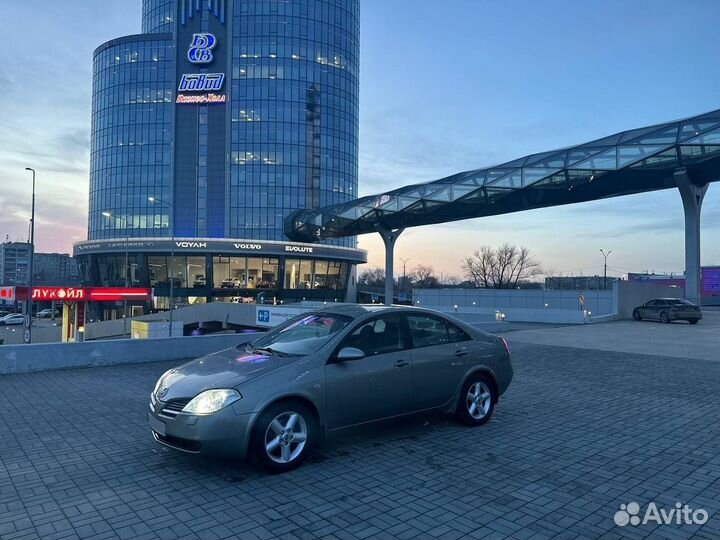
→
(633, 298, 702, 324)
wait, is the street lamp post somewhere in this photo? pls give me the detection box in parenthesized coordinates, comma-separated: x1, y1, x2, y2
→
(24, 168, 36, 344)
(600, 249, 612, 290)
(400, 257, 410, 298)
(102, 211, 130, 337)
(149, 197, 175, 337)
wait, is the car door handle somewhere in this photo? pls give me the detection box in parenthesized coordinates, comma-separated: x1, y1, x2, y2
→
(394, 359, 410, 368)
(455, 349, 468, 357)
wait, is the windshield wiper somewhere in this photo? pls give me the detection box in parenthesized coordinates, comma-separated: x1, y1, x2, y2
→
(252, 346, 292, 357)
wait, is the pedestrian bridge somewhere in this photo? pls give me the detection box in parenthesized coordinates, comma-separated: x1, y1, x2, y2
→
(286, 109, 720, 305)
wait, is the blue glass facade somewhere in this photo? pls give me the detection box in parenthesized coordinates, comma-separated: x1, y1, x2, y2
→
(80, 0, 365, 307)
(89, 35, 175, 240)
(142, 0, 176, 33)
(230, 0, 359, 247)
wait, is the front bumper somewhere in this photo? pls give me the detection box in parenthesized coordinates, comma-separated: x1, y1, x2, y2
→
(148, 393, 258, 459)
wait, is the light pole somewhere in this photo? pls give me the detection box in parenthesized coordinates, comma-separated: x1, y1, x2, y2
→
(149, 197, 175, 336)
(102, 211, 130, 337)
(600, 249, 612, 290)
(400, 257, 410, 297)
(24, 168, 36, 344)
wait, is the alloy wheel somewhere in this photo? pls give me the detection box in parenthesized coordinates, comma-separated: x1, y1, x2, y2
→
(466, 381, 492, 420)
(264, 411, 308, 464)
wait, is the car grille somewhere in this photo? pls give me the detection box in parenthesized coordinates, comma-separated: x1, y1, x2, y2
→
(159, 398, 191, 419)
(153, 432, 201, 453)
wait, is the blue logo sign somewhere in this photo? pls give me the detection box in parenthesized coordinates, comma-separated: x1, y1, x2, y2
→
(178, 73, 225, 92)
(258, 310, 270, 323)
(188, 33, 217, 64)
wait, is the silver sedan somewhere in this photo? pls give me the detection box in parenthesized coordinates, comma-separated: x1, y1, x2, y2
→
(148, 305, 513, 473)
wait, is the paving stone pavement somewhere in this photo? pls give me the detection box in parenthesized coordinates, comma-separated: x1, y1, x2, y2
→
(0, 341, 719, 539)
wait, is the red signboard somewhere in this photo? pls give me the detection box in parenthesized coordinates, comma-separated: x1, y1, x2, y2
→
(15, 287, 152, 302)
(0, 287, 15, 301)
(88, 288, 153, 302)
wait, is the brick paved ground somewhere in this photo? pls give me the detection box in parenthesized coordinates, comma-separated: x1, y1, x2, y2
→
(0, 341, 719, 539)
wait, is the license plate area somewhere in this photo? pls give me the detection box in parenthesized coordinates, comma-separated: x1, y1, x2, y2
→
(148, 413, 166, 436)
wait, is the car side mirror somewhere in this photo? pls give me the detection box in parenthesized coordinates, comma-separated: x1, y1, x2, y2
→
(336, 347, 365, 362)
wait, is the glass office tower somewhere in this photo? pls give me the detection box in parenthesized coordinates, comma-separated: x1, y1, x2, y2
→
(76, 0, 365, 309)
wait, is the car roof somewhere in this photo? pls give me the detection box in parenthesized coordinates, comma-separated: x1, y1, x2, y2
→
(309, 303, 450, 317)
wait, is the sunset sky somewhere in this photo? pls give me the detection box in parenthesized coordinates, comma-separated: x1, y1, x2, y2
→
(2, 0, 719, 280)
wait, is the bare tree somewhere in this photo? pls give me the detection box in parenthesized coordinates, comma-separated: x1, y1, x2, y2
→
(462, 244, 542, 289)
(438, 272, 461, 287)
(411, 265, 439, 288)
(462, 246, 494, 288)
(358, 267, 385, 288)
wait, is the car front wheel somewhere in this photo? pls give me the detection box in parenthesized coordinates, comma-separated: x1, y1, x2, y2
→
(456, 374, 496, 426)
(660, 312, 670, 324)
(632, 310, 641, 321)
(251, 400, 317, 474)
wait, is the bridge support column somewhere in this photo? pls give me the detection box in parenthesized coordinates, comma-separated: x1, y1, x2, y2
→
(377, 226, 404, 306)
(674, 170, 708, 305)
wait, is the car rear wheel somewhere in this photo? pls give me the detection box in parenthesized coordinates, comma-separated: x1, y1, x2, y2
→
(632, 310, 641, 321)
(456, 374, 496, 426)
(689, 319, 699, 325)
(251, 400, 317, 474)
(660, 311, 670, 324)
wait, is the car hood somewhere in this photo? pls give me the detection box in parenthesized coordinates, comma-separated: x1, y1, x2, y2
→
(159, 348, 282, 401)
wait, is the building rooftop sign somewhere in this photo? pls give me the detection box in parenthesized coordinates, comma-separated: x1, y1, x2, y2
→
(177, 33, 226, 105)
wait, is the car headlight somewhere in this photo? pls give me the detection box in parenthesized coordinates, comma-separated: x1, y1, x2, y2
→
(182, 389, 242, 415)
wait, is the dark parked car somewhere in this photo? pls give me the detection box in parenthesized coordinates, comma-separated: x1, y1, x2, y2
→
(633, 298, 702, 324)
(148, 305, 513, 473)
(37, 308, 60, 318)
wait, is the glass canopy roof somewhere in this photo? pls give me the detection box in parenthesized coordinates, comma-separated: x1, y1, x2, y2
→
(286, 109, 720, 242)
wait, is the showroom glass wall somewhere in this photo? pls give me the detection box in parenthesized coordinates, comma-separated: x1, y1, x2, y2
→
(82, 254, 351, 306)
(229, 0, 360, 247)
(88, 35, 175, 241)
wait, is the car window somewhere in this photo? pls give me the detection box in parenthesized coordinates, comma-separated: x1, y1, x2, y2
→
(667, 299, 690, 305)
(646, 300, 657, 306)
(447, 322, 471, 343)
(341, 314, 405, 356)
(655, 300, 667, 306)
(247, 312, 353, 355)
(407, 314, 459, 348)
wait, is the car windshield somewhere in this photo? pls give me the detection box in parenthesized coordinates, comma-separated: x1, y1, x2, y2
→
(242, 312, 353, 356)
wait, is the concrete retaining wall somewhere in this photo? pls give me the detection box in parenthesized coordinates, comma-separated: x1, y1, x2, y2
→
(436, 307, 588, 324)
(615, 281, 684, 319)
(0, 333, 257, 375)
(415, 288, 614, 316)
